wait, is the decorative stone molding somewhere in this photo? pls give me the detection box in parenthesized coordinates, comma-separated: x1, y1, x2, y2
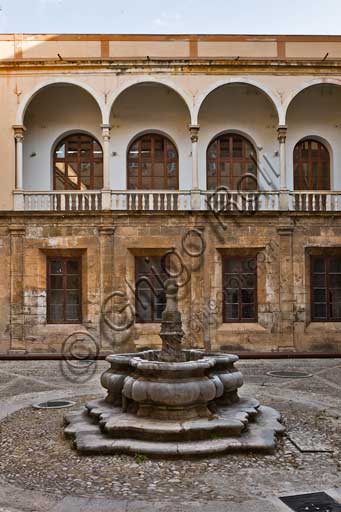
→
(189, 124, 200, 143)
(277, 125, 287, 143)
(101, 123, 111, 141)
(98, 225, 115, 236)
(277, 225, 294, 236)
(12, 124, 26, 142)
(8, 224, 26, 236)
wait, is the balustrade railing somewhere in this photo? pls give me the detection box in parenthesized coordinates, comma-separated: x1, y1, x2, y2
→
(12, 189, 341, 212)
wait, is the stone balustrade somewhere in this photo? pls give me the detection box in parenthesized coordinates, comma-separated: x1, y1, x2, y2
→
(12, 189, 341, 212)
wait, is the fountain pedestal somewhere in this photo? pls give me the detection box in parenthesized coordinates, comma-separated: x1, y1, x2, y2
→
(64, 279, 284, 456)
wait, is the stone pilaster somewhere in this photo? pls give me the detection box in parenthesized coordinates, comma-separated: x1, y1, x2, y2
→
(277, 224, 295, 350)
(99, 225, 115, 346)
(9, 224, 26, 353)
(189, 125, 201, 210)
(101, 124, 112, 192)
(277, 125, 289, 210)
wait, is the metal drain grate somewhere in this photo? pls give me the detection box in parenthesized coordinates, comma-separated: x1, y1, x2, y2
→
(32, 400, 76, 410)
(280, 492, 341, 511)
(266, 370, 312, 379)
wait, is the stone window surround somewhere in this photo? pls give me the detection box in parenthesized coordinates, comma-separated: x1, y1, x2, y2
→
(38, 248, 88, 328)
(213, 247, 268, 333)
(305, 246, 341, 329)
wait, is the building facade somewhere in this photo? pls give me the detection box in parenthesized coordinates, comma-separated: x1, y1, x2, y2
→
(1, 33, 341, 355)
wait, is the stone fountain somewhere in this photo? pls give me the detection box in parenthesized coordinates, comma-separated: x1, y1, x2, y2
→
(64, 279, 284, 456)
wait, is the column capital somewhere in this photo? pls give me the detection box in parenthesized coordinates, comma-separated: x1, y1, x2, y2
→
(98, 225, 115, 236)
(277, 224, 294, 236)
(277, 125, 287, 143)
(101, 124, 112, 140)
(12, 125, 26, 142)
(8, 224, 26, 236)
(189, 124, 200, 143)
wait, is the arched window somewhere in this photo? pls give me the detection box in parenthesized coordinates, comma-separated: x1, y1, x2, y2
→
(294, 139, 330, 190)
(207, 133, 257, 190)
(53, 133, 103, 190)
(127, 133, 178, 190)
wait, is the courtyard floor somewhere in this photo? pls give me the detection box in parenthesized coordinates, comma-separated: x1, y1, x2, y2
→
(0, 358, 340, 512)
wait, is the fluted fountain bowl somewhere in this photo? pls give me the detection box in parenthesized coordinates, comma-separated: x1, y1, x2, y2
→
(64, 278, 284, 456)
(64, 348, 284, 456)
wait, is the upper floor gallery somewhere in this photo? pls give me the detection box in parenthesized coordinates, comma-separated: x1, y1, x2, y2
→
(2, 34, 341, 212)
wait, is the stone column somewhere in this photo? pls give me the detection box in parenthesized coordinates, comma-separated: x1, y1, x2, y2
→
(277, 224, 295, 350)
(9, 224, 26, 354)
(101, 124, 112, 210)
(189, 125, 200, 210)
(277, 125, 289, 210)
(99, 225, 115, 347)
(13, 125, 26, 210)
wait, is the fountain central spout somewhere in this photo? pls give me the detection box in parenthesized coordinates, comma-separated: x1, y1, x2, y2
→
(159, 278, 186, 362)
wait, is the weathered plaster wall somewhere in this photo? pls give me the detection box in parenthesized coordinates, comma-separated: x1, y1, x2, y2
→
(1, 212, 341, 355)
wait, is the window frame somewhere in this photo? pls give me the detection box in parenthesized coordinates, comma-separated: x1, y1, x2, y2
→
(222, 255, 258, 323)
(135, 256, 167, 323)
(206, 132, 258, 191)
(127, 133, 179, 190)
(46, 256, 82, 324)
(293, 138, 330, 191)
(310, 255, 341, 322)
(53, 133, 103, 191)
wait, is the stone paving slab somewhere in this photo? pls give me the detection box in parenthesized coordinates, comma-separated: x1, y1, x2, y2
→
(0, 360, 340, 512)
(46, 497, 289, 512)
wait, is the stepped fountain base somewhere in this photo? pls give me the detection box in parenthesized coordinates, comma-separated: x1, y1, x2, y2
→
(64, 349, 284, 456)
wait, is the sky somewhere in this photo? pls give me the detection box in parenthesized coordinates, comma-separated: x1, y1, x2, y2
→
(0, 0, 340, 35)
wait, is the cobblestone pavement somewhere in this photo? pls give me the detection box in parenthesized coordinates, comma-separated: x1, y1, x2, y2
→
(0, 358, 340, 511)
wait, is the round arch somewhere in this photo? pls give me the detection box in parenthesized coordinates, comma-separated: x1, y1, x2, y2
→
(206, 128, 260, 158)
(193, 78, 283, 124)
(52, 131, 103, 190)
(283, 78, 341, 123)
(16, 77, 106, 125)
(126, 130, 179, 190)
(293, 135, 331, 191)
(106, 77, 194, 125)
(126, 128, 179, 157)
(206, 130, 258, 191)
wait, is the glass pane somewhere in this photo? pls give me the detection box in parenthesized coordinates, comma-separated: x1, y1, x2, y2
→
(49, 290, 64, 304)
(312, 258, 325, 273)
(50, 276, 63, 289)
(66, 291, 80, 305)
(224, 274, 240, 288)
(67, 275, 80, 290)
(330, 289, 341, 302)
(241, 289, 254, 303)
(50, 261, 63, 274)
(224, 259, 240, 272)
(225, 304, 238, 319)
(313, 303, 326, 318)
(167, 163, 177, 176)
(313, 289, 326, 302)
(55, 144, 65, 159)
(49, 305, 64, 323)
(242, 304, 255, 319)
(67, 260, 79, 274)
(224, 289, 238, 303)
(312, 273, 325, 287)
(331, 302, 341, 319)
(329, 258, 341, 273)
(329, 274, 341, 287)
(65, 305, 79, 321)
(93, 177, 103, 189)
(80, 163, 90, 176)
(94, 162, 103, 177)
(232, 138, 243, 158)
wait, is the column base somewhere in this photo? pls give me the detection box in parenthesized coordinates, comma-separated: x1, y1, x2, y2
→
(190, 189, 201, 210)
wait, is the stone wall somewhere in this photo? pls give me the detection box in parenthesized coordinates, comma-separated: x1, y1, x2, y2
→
(0, 211, 341, 355)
